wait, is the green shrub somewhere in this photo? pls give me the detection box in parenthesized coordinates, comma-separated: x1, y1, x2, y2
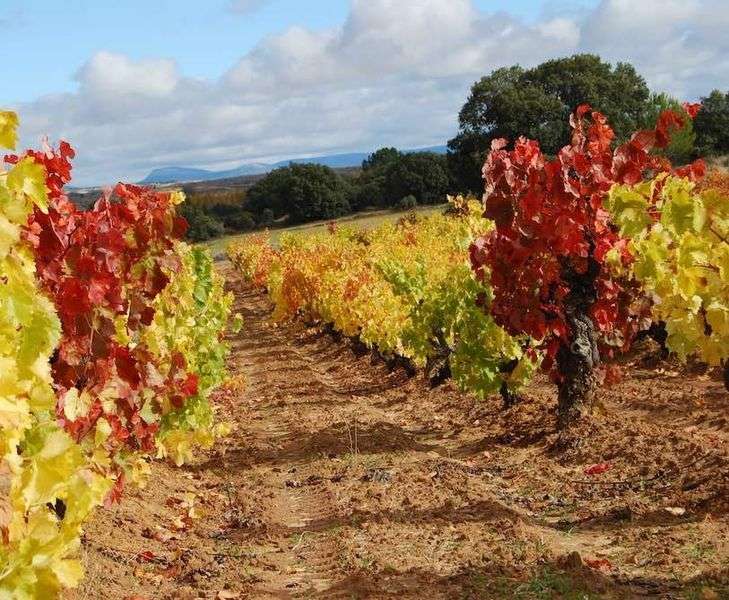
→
(398, 195, 417, 210)
(179, 204, 225, 242)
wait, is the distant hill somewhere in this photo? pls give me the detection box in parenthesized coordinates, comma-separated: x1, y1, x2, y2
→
(140, 145, 448, 185)
(140, 163, 271, 185)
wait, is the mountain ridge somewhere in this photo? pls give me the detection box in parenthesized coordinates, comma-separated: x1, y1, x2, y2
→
(140, 145, 448, 184)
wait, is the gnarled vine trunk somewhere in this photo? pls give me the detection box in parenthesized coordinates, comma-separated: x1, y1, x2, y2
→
(426, 328, 452, 388)
(642, 320, 669, 359)
(556, 258, 600, 429)
(498, 358, 521, 408)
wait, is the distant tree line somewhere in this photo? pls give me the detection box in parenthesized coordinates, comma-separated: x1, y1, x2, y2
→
(181, 53, 729, 242)
(182, 151, 450, 241)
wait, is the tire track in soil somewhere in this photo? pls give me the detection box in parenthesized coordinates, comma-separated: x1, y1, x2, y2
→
(221, 263, 410, 599)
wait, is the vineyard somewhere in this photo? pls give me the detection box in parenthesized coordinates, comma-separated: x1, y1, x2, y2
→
(229, 104, 727, 418)
(1, 101, 728, 599)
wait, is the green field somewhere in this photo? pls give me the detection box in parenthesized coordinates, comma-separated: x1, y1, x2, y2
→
(203, 203, 448, 255)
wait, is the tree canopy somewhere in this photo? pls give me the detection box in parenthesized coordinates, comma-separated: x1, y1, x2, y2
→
(246, 163, 352, 224)
(362, 147, 400, 171)
(694, 90, 729, 156)
(354, 149, 450, 208)
(448, 54, 652, 191)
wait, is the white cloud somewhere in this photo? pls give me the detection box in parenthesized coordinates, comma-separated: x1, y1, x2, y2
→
(12, 0, 729, 185)
(580, 0, 729, 98)
(76, 52, 180, 98)
(537, 17, 581, 45)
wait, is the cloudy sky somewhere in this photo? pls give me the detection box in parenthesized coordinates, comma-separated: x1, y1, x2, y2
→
(3, 0, 728, 186)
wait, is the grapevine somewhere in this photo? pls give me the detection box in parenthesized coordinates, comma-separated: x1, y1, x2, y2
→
(0, 111, 234, 598)
(0, 111, 110, 598)
(470, 104, 705, 426)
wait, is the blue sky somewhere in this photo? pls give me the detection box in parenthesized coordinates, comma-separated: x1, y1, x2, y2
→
(2, 0, 597, 105)
(3, 0, 343, 104)
(2, 0, 724, 185)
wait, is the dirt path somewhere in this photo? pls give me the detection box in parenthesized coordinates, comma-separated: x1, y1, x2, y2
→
(72, 263, 729, 600)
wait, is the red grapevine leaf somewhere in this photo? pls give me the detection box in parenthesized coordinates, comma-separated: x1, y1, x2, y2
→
(181, 373, 199, 397)
(115, 348, 141, 388)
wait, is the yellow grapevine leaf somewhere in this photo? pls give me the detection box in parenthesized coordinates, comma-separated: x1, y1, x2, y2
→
(0, 111, 18, 149)
(6, 158, 49, 214)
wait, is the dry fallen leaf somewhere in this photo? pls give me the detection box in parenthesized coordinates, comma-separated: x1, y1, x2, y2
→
(137, 550, 157, 562)
(585, 557, 613, 572)
(584, 462, 612, 476)
(217, 591, 241, 599)
(664, 506, 686, 516)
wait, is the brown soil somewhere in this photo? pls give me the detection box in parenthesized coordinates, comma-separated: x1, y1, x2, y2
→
(70, 264, 729, 600)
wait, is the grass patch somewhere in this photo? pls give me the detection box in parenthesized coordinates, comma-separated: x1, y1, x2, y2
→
(681, 542, 715, 562)
(463, 568, 600, 600)
(202, 204, 447, 255)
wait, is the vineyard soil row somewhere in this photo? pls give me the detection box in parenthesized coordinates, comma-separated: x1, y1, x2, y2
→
(72, 263, 728, 599)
